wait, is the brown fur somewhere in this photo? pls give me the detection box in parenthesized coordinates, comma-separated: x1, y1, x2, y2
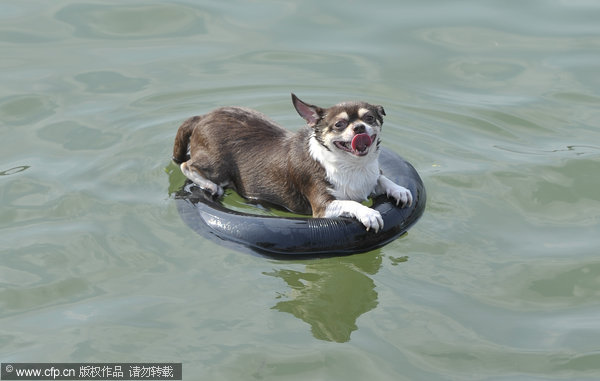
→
(173, 106, 335, 216)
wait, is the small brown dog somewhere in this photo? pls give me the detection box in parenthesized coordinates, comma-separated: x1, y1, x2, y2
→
(173, 94, 412, 232)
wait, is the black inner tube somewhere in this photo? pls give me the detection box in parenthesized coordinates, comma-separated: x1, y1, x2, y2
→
(175, 148, 426, 257)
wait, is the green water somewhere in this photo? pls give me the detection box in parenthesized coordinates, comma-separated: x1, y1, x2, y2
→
(2, 0, 600, 379)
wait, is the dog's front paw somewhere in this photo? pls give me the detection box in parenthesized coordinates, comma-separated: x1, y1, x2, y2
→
(356, 207, 384, 233)
(386, 184, 413, 208)
(324, 200, 384, 233)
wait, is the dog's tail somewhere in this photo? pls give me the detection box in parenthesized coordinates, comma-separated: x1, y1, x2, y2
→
(172, 116, 200, 164)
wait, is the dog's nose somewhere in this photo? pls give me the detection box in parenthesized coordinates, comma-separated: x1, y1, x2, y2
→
(353, 124, 366, 134)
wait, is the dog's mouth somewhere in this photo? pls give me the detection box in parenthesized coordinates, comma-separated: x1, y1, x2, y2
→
(334, 133, 376, 156)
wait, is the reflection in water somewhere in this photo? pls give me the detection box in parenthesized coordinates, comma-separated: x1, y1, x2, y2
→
(168, 159, 385, 343)
(266, 254, 382, 343)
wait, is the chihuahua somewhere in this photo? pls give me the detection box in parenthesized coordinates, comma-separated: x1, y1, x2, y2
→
(172, 94, 412, 232)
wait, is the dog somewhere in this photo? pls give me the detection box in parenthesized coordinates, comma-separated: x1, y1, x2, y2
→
(172, 94, 412, 232)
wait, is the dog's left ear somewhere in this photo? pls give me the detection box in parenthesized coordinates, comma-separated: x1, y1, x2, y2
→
(292, 93, 323, 127)
(375, 105, 386, 124)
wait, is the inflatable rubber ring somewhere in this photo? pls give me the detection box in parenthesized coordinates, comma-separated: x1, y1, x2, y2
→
(175, 148, 426, 257)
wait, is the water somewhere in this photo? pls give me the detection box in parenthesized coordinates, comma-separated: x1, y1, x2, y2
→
(2, 0, 600, 379)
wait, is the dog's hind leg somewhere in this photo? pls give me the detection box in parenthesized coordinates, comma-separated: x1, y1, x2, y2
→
(180, 161, 224, 197)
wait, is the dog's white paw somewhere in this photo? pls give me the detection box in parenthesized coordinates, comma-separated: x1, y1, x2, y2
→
(325, 200, 384, 232)
(356, 207, 384, 232)
(386, 183, 413, 208)
(206, 183, 224, 197)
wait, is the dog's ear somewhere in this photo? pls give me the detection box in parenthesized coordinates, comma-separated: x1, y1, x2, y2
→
(375, 105, 386, 121)
(292, 93, 323, 127)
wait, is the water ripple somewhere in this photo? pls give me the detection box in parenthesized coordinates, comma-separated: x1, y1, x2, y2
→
(0, 166, 30, 176)
(54, 3, 207, 39)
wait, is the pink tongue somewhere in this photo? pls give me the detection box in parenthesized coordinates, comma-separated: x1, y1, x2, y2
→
(351, 133, 372, 152)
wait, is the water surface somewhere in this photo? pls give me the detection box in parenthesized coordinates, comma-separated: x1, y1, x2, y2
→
(2, 1, 600, 380)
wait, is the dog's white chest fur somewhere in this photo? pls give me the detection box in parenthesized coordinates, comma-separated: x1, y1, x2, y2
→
(309, 136, 380, 201)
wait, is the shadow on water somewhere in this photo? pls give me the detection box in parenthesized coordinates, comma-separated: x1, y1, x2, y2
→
(265, 254, 383, 343)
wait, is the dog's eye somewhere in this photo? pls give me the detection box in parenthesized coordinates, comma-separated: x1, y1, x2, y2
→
(334, 120, 348, 129)
(363, 114, 375, 124)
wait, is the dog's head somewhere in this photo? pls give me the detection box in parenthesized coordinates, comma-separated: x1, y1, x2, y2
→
(292, 93, 385, 159)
